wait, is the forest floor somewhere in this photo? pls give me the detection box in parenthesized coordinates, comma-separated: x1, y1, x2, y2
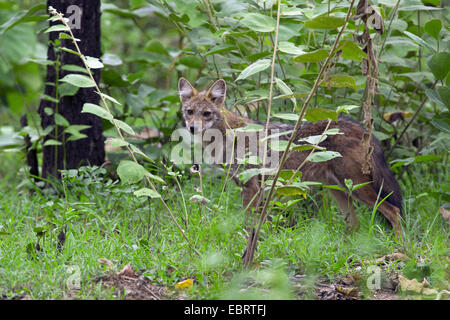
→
(0, 152, 448, 300)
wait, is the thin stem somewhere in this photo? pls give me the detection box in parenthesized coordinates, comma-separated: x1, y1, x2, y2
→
(378, 0, 401, 58)
(386, 80, 438, 159)
(259, 0, 282, 194)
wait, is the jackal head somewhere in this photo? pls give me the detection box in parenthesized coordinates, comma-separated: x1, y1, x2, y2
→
(178, 78, 227, 134)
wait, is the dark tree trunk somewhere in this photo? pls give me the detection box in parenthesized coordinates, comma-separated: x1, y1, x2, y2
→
(38, 0, 104, 179)
(20, 115, 39, 179)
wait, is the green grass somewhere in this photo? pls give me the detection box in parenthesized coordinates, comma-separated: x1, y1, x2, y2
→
(0, 151, 448, 300)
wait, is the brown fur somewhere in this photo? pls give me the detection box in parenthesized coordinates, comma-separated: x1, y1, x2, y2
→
(178, 78, 403, 236)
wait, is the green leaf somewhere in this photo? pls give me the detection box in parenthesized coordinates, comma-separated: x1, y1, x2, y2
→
(60, 47, 81, 56)
(336, 105, 360, 114)
(278, 41, 306, 55)
(291, 144, 325, 152)
(204, 44, 236, 56)
(113, 119, 136, 135)
(238, 168, 275, 184)
(425, 89, 445, 107)
(269, 139, 290, 152)
(276, 185, 308, 197)
(352, 181, 372, 191)
(236, 59, 271, 81)
(323, 184, 346, 192)
(320, 74, 356, 89)
(60, 74, 96, 88)
(324, 128, 343, 136)
(85, 56, 104, 69)
(305, 15, 345, 29)
(59, 32, 79, 41)
(107, 138, 129, 148)
(306, 151, 342, 162)
(292, 49, 329, 63)
(305, 108, 338, 122)
(275, 78, 296, 107)
(81, 103, 113, 121)
(437, 86, 450, 109)
(272, 113, 299, 121)
(431, 113, 450, 133)
(102, 69, 131, 87)
(144, 170, 165, 184)
(0, 4, 46, 35)
(403, 31, 436, 53)
(235, 123, 264, 132)
(65, 125, 91, 136)
(54, 113, 69, 127)
(117, 160, 146, 184)
(44, 139, 62, 146)
(134, 187, 161, 199)
(179, 55, 203, 69)
(298, 134, 328, 145)
(102, 53, 123, 66)
(0, 131, 22, 150)
(97, 92, 122, 105)
(279, 170, 302, 181)
(61, 64, 90, 74)
(102, 3, 138, 18)
(339, 40, 366, 62)
(240, 13, 276, 33)
(67, 132, 87, 142)
(130, 144, 155, 163)
(281, 7, 305, 16)
(41, 94, 59, 104)
(44, 107, 53, 115)
(260, 130, 293, 143)
(33, 226, 46, 236)
(145, 39, 169, 55)
(412, 155, 441, 163)
(427, 52, 450, 81)
(424, 19, 442, 40)
(44, 24, 71, 33)
(58, 83, 79, 97)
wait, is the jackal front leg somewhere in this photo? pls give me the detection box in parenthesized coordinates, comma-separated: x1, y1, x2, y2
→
(329, 189, 360, 231)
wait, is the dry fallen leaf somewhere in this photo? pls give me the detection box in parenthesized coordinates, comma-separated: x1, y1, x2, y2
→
(175, 278, 193, 290)
(376, 252, 409, 264)
(439, 207, 450, 222)
(117, 264, 137, 278)
(336, 285, 359, 297)
(98, 258, 114, 270)
(398, 274, 423, 294)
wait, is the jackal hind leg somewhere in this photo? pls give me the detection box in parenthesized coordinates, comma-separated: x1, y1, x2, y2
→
(241, 177, 260, 210)
(234, 175, 262, 263)
(353, 187, 402, 237)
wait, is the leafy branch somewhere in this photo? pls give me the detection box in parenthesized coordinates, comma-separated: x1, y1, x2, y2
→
(47, 6, 200, 256)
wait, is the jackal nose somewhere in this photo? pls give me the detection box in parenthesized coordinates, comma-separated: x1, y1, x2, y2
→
(189, 126, 195, 134)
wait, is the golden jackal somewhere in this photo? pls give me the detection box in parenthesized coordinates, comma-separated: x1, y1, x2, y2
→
(178, 78, 403, 234)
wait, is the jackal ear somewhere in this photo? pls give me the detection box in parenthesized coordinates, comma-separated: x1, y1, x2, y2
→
(178, 78, 197, 104)
(206, 79, 226, 105)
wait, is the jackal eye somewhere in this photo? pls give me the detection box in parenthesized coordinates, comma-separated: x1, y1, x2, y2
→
(203, 111, 211, 117)
(187, 109, 193, 115)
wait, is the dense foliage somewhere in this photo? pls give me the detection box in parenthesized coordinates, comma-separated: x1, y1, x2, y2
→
(0, 0, 448, 300)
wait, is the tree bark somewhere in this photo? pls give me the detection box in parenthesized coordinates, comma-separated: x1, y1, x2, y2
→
(38, 0, 104, 179)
